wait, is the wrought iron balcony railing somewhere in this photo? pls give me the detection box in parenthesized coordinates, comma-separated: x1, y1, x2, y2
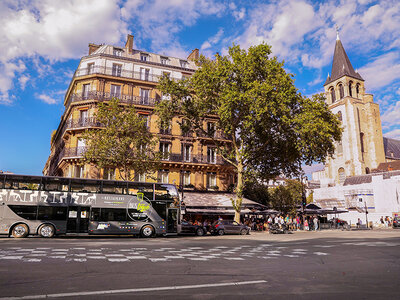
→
(75, 65, 182, 83)
(66, 91, 158, 109)
(65, 117, 102, 130)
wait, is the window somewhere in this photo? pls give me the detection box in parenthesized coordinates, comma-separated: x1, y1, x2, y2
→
(207, 172, 217, 188)
(356, 84, 360, 98)
(77, 139, 86, 155)
(338, 168, 345, 185)
(337, 141, 343, 154)
(140, 88, 150, 104)
(110, 84, 121, 98)
(207, 147, 216, 164)
(163, 71, 171, 78)
(160, 142, 170, 160)
(339, 84, 344, 99)
(87, 63, 95, 75)
(140, 68, 150, 81)
(180, 60, 188, 68)
(140, 53, 148, 61)
(365, 167, 370, 174)
(207, 122, 216, 136)
(100, 208, 127, 221)
(183, 171, 191, 185)
(160, 57, 169, 65)
(159, 121, 171, 134)
(113, 48, 123, 56)
(103, 168, 115, 180)
(183, 144, 191, 162)
(79, 110, 88, 126)
(139, 114, 149, 128)
(135, 172, 146, 182)
(112, 63, 122, 77)
(9, 205, 37, 220)
(74, 165, 85, 178)
(337, 111, 342, 122)
(349, 82, 353, 97)
(158, 169, 169, 184)
(360, 132, 365, 153)
(38, 206, 68, 220)
(330, 87, 336, 103)
(82, 84, 90, 99)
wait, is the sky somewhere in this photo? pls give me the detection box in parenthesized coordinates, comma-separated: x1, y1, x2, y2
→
(0, 0, 399, 177)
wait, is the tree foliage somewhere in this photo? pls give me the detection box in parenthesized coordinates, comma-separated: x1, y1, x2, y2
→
(81, 98, 160, 181)
(156, 43, 341, 222)
(269, 179, 303, 215)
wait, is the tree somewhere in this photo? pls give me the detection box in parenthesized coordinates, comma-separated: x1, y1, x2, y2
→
(81, 98, 160, 181)
(243, 180, 270, 206)
(156, 44, 342, 222)
(269, 179, 303, 215)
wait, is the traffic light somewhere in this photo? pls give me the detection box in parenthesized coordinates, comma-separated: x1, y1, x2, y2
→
(301, 193, 307, 207)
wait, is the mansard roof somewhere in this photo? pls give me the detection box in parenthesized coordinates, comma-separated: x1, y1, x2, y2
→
(383, 137, 400, 160)
(324, 38, 364, 86)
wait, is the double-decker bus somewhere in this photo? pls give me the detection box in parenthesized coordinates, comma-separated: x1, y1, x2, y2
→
(0, 174, 181, 238)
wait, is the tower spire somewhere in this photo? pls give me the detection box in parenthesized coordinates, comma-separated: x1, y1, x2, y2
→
(336, 25, 340, 40)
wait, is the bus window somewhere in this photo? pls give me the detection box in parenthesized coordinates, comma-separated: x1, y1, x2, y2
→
(127, 182, 153, 200)
(90, 208, 100, 221)
(152, 201, 167, 220)
(8, 205, 38, 220)
(102, 180, 127, 194)
(155, 184, 178, 200)
(6, 176, 41, 190)
(70, 178, 100, 193)
(38, 206, 68, 220)
(100, 208, 127, 221)
(43, 177, 70, 192)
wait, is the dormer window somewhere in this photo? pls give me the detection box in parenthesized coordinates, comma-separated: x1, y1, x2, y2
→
(180, 60, 188, 68)
(113, 48, 123, 56)
(141, 53, 149, 61)
(160, 57, 169, 65)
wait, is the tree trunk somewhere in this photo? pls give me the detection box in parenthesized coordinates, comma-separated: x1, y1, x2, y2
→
(233, 151, 243, 224)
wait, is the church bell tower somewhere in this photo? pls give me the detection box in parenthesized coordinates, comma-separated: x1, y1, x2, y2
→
(320, 30, 385, 185)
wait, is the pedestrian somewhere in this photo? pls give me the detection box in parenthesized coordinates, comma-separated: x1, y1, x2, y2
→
(313, 216, 318, 231)
(357, 218, 362, 228)
(304, 219, 309, 231)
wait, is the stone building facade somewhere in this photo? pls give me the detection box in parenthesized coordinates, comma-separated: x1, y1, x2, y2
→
(43, 34, 235, 192)
(312, 33, 386, 186)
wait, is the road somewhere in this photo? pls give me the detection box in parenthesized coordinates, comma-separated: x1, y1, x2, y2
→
(0, 230, 399, 299)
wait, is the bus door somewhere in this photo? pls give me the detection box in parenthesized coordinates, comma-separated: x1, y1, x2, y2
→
(67, 206, 90, 233)
(166, 208, 178, 233)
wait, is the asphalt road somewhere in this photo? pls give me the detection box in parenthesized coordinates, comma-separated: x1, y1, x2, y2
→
(0, 230, 399, 299)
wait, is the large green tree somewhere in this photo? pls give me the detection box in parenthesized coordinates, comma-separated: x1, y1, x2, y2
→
(269, 179, 303, 215)
(156, 44, 341, 222)
(81, 98, 160, 181)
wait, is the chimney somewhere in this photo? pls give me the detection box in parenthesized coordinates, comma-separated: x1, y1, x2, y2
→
(187, 48, 199, 61)
(125, 34, 134, 54)
(88, 43, 100, 55)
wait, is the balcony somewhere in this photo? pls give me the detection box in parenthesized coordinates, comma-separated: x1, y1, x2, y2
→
(62, 146, 88, 158)
(196, 131, 230, 140)
(75, 65, 182, 83)
(66, 91, 158, 109)
(65, 117, 102, 130)
(161, 153, 228, 165)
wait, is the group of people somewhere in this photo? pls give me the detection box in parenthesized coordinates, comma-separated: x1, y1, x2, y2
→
(243, 215, 320, 232)
(380, 216, 394, 227)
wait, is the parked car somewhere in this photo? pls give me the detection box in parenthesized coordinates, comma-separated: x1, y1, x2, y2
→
(180, 221, 207, 236)
(393, 216, 400, 228)
(210, 220, 250, 236)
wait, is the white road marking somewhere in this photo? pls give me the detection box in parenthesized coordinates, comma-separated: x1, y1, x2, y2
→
(105, 254, 124, 257)
(108, 258, 129, 262)
(164, 256, 184, 259)
(284, 255, 299, 258)
(49, 256, 66, 259)
(149, 258, 169, 262)
(313, 252, 329, 256)
(0, 280, 267, 299)
(126, 256, 147, 259)
(86, 256, 106, 259)
(224, 257, 244, 260)
(0, 256, 23, 260)
(23, 258, 41, 262)
(188, 258, 208, 261)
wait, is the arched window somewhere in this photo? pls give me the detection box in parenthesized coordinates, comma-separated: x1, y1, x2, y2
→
(337, 111, 342, 122)
(349, 81, 353, 97)
(365, 167, 370, 174)
(338, 168, 345, 185)
(339, 84, 344, 99)
(360, 132, 364, 153)
(356, 84, 360, 98)
(330, 87, 336, 103)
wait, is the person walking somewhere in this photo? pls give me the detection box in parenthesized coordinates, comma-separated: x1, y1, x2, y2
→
(313, 216, 319, 231)
(304, 219, 309, 231)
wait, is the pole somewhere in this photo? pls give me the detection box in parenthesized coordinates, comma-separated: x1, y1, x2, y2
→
(365, 201, 368, 229)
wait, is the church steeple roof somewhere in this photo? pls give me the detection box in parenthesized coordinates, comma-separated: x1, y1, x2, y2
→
(324, 35, 364, 86)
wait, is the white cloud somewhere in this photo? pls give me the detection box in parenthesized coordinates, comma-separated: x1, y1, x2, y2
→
(19, 75, 30, 90)
(201, 28, 224, 53)
(381, 100, 400, 128)
(0, 0, 127, 104)
(229, 3, 245, 21)
(36, 93, 57, 105)
(358, 52, 400, 91)
(384, 129, 400, 139)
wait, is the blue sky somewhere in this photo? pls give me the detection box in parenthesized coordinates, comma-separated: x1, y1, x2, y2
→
(0, 0, 399, 176)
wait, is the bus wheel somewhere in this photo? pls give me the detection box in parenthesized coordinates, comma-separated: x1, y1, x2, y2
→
(38, 224, 55, 238)
(11, 224, 29, 238)
(140, 225, 154, 238)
